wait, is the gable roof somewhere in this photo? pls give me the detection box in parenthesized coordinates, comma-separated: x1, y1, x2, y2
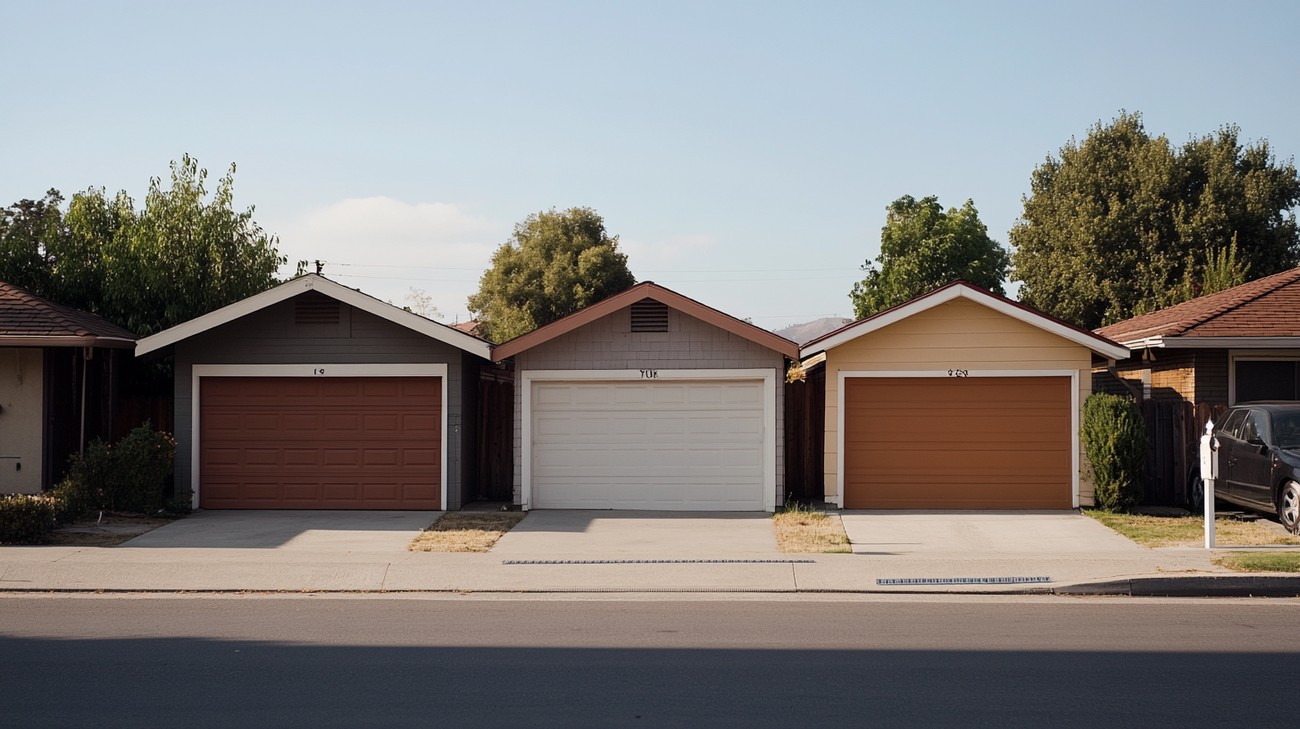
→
(491, 281, 800, 361)
(801, 281, 1128, 360)
(135, 274, 493, 359)
(0, 281, 136, 348)
(1096, 267, 1300, 346)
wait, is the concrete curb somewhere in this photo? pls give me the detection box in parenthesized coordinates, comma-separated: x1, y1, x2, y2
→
(1055, 575, 1300, 597)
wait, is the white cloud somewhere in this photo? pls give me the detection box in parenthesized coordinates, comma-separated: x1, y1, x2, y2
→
(275, 197, 509, 323)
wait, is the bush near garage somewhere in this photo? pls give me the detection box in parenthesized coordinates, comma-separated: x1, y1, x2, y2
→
(1081, 393, 1147, 511)
(0, 494, 59, 544)
(59, 423, 177, 518)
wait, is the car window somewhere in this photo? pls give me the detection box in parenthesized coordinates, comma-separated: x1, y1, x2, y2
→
(1240, 410, 1270, 444)
(1218, 409, 1248, 440)
(1275, 413, 1300, 450)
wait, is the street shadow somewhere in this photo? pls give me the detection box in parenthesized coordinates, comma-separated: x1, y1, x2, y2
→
(0, 634, 1288, 728)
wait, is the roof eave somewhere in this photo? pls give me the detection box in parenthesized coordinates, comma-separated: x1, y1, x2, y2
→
(135, 275, 493, 359)
(0, 335, 136, 349)
(1123, 335, 1300, 350)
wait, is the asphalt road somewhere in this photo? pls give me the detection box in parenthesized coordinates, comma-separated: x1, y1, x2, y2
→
(1, 594, 1295, 728)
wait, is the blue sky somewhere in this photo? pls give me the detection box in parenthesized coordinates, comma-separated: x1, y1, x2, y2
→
(4, 1, 1299, 328)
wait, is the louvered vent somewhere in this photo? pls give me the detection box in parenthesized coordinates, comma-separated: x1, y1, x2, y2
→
(294, 293, 341, 325)
(630, 300, 669, 332)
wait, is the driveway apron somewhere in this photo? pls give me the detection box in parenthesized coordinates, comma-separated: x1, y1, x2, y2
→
(490, 510, 784, 560)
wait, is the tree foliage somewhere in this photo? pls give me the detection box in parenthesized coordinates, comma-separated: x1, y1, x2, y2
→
(468, 207, 635, 342)
(1011, 112, 1300, 329)
(0, 156, 285, 336)
(850, 195, 1009, 318)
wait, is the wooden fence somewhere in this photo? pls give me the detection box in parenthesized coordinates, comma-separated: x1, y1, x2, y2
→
(783, 365, 825, 504)
(1138, 401, 1227, 506)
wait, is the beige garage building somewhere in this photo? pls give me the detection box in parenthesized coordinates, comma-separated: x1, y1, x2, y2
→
(800, 282, 1128, 510)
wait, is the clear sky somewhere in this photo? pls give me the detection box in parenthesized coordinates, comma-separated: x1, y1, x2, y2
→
(4, 1, 1299, 329)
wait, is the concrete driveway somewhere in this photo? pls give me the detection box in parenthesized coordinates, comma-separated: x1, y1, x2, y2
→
(839, 510, 1147, 557)
(491, 510, 783, 560)
(121, 510, 439, 550)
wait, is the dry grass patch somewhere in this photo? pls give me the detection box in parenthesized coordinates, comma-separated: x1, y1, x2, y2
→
(1085, 510, 1300, 548)
(46, 513, 178, 547)
(773, 508, 851, 553)
(409, 512, 526, 552)
(1213, 552, 1300, 573)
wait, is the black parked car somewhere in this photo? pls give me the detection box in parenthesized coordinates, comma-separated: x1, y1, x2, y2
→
(1189, 402, 1300, 531)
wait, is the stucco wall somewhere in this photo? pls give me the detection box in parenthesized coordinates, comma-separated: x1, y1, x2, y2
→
(511, 304, 788, 506)
(822, 298, 1096, 506)
(173, 296, 484, 510)
(0, 348, 43, 494)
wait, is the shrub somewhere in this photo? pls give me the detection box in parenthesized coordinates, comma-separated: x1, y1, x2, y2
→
(59, 423, 176, 516)
(1081, 393, 1147, 511)
(0, 494, 58, 544)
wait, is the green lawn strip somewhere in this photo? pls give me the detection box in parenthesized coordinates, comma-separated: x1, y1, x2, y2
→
(1083, 509, 1300, 548)
(1213, 552, 1300, 573)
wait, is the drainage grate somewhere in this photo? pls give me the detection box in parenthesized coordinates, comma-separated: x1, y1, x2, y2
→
(503, 558, 815, 565)
(876, 576, 1051, 586)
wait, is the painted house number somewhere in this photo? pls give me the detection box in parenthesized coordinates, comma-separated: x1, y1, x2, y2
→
(640, 369, 659, 378)
(948, 369, 969, 377)
(313, 368, 327, 375)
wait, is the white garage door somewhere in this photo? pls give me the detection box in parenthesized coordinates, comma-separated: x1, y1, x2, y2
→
(530, 380, 766, 510)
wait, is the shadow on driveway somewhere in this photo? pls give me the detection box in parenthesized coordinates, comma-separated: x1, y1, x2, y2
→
(120, 510, 440, 549)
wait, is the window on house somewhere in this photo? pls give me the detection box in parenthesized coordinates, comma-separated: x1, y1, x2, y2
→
(630, 300, 669, 333)
(1236, 360, 1300, 402)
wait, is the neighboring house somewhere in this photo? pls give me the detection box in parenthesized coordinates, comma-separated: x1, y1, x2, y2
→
(0, 281, 136, 494)
(1094, 267, 1300, 505)
(492, 282, 800, 511)
(800, 282, 1127, 510)
(135, 274, 492, 511)
(1095, 267, 1300, 406)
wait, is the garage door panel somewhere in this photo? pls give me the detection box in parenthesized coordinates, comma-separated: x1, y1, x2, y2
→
(199, 376, 441, 509)
(843, 376, 1071, 509)
(531, 379, 766, 510)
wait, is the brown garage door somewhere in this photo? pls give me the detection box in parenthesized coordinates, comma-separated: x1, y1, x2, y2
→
(200, 377, 441, 509)
(843, 376, 1071, 509)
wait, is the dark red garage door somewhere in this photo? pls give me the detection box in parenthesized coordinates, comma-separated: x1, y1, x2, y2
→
(199, 377, 441, 509)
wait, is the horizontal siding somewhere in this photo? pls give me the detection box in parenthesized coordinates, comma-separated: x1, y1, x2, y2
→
(174, 297, 483, 510)
(512, 305, 787, 505)
(823, 298, 1094, 506)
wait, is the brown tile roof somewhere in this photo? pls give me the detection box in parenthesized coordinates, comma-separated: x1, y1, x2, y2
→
(451, 320, 481, 336)
(1095, 267, 1300, 342)
(0, 281, 136, 347)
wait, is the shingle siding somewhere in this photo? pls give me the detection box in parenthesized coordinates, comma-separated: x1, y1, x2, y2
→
(510, 305, 788, 506)
(173, 298, 484, 510)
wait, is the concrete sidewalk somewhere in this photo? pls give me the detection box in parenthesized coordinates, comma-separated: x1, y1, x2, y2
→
(1, 510, 1297, 597)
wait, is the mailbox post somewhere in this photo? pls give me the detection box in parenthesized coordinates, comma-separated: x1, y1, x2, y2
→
(1199, 420, 1219, 549)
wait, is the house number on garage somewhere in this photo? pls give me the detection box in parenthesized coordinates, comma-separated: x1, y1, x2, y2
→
(948, 369, 969, 377)
(312, 368, 327, 375)
(639, 369, 659, 378)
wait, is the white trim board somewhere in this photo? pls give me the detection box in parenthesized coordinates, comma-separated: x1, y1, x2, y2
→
(138, 275, 491, 360)
(519, 368, 779, 512)
(805, 284, 1129, 360)
(189, 363, 449, 510)
(833, 369, 1081, 510)
(1122, 336, 1300, 350)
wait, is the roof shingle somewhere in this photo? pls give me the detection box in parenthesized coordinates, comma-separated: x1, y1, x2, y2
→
(1095, 267, 1300, 342)
(0, 281, 136, 346)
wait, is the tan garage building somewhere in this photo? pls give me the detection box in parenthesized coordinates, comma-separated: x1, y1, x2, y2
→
(800, 282, 1128, 510)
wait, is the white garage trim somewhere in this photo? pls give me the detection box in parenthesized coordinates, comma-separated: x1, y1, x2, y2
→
(520, 368, 778, 511)
(835, 369, 1080, 509)
(190, 363, 449, 510)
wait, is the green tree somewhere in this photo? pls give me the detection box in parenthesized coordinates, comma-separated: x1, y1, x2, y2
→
(468, 207, 635, 342)
(850, 195, 1009, 318)
(1011, 112, 1300, 329)
(0, 156, 285, 336)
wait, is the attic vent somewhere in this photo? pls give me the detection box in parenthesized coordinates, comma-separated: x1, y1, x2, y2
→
(630, 300, 669, 333)
(295, 294, 340, 325)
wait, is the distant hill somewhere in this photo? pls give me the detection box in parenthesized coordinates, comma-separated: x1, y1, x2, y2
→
(774, 317, 852, 345)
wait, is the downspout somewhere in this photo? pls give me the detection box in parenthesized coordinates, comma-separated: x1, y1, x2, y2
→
(1106, 357, 1145, 401)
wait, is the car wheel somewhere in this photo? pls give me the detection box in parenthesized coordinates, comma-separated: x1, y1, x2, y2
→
(1277, 482, 1300, 534)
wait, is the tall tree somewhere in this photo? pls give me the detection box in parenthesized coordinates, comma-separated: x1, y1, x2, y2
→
(850, 195, 1009, 318)
(0, 156, 285, 336)
(468, 207, 635, 342)
(1011, 112, 1300, 328)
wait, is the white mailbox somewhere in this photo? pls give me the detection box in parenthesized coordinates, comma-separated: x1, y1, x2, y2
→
(1199, 419, 1218, 549)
